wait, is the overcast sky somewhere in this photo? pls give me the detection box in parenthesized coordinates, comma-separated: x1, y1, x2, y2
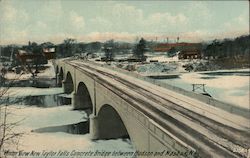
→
(0, 0, 249, 44)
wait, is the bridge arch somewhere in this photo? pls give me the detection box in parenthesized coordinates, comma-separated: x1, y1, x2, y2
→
(73, 82, 93, 115)
(63, 71, 74, 94)
(96, 104, 130, 140)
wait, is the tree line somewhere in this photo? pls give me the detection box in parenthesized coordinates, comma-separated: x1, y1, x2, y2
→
(0, 38, 147, 62)
(203, 35, 249, 59)
(1, 35, 249, 63)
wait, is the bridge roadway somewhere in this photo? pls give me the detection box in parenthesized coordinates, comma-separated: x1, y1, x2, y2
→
(55, 59, 250, 158)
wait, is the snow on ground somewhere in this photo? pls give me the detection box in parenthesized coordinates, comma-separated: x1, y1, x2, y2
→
(163, 71, 250, 108)
(1, 87, 63, 97)
(2, 105, 134, 157)
(1, 84, 134, 157)
(180, 72, 249, 89)
(5, 105, 87, 131)
(5, 72, 27, 80)
(37, 60, 56, 78)
(5, 60, 55, 80)
(146, 55, 179, 63)
(16, 132, 132, 153)
(58, 92, 73, 98)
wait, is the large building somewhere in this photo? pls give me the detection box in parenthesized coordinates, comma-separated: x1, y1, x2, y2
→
(152, 42, 203, 59)
(178, 48, 202, 59)
(16, 50, 48, 65)
(43, 48, 56, 60)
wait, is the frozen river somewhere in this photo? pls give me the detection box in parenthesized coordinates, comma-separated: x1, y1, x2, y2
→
(1, 61, 135, 158)
(161, 70, 250, 109)
(0, 59, 135, 158)
(1, 87, 134, 158)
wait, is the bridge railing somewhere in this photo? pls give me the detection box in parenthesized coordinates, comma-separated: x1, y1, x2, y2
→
(83, 60, 249, 118)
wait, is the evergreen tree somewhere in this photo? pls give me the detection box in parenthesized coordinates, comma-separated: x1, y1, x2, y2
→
(133, 38, 147, 61)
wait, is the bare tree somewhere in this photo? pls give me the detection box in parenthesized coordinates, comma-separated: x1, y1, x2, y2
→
(0, 72, 25, 157)
(62, 38, 78, 57)
(103, 40, 115, 62)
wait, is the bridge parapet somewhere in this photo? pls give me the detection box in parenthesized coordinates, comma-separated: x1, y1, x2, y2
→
(84, 60, 249, 119)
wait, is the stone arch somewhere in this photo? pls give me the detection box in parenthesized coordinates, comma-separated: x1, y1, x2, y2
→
(63, 72, 74, 94)
(74, 82, 93, 115)
(96, 104, 130, 139)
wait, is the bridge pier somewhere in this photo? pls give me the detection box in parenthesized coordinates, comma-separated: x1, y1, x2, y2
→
(62, 80, 73, 94)
(90, 114, 99, 140)
(56, 73, 62, 87)
(72, 92, 80, 109)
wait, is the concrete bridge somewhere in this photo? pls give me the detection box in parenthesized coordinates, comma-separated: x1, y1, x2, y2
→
(54, 58, 250, 158)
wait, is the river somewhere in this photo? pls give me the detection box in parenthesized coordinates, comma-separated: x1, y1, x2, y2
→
(0, 77, 134, 158)
(161, 70, 250, 109)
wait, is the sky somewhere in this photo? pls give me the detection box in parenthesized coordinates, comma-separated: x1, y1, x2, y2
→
(0, 0, 249, 45)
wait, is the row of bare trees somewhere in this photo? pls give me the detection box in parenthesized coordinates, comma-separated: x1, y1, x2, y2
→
(102, 38, 148, 61)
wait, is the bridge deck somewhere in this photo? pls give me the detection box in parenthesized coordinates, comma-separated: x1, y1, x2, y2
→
(60, 59, 250, 158)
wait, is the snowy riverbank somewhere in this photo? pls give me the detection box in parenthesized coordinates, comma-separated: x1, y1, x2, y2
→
(162, 70, 249, 108)
(3, 104, 133, 155)
(1, 60, 134, 158)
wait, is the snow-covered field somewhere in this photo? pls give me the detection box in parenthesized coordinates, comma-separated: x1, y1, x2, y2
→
(5, 61, 56, 80)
